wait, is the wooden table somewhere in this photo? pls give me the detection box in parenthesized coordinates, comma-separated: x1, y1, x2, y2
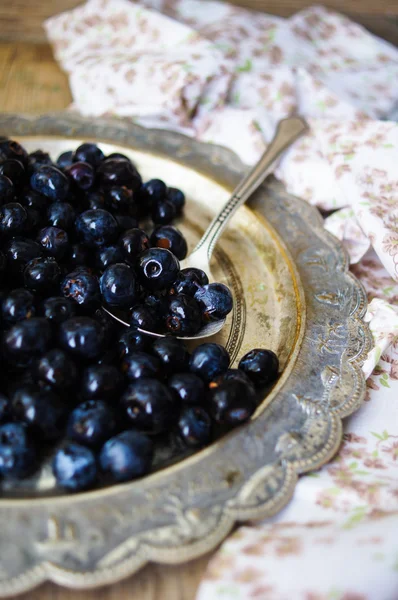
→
(0, 1, 397, 599)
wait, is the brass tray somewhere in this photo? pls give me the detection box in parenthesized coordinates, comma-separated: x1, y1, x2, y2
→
(0, 113, 372, 596)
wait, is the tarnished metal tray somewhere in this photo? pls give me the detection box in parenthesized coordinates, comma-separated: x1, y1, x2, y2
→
(0, 113, 372, 596)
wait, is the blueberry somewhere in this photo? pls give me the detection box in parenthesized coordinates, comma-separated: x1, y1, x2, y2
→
(150, 225, 187, 260)
(100, 263, 137, 309)
(0, 423, 36, 479)
(120, 228, 149, 265)
(167, 187, 185, 213)
(27, 150, 52, 174)
(30, 165, 70, 201)
(181, 267, 209, 286)
(142, 179, 167, 205)
(120, 378, 177, 434)
(0, 175, 15, 204)
(121, 351, 162, 381)
(73, 143, 105, 168)
(80, 364, 123, 400)
(4, 237, 43, 275)
(115, 214, 139, 231)
(106, 152, 132, 162)
(2, 288, 36, 323)
(56, 150, 74, 170)
(61, 269, 100, 308)
(59, 316, 104, 360)
(0, 393, 10, 423)
(68, 243, 91, 268)
(238, 349, 279, 388)
(97, 158, 141, 191)
(67, 400, 115, 448)
(26, 207, 45, 232)
(170, 268, 208, 297)
(0, 159, 26, 190)
(65, 161, 95, 191)
(165, 294, 202, 336)
(76, 209, 118, 248)
(95, 245, 124, 271)
(189, 343, 229, 383)
(144, 292, 169, 318)
(0, 140, 28, 168)
(106, 185, 135, 214)
(152, 337, 189, 374)
(85, 190, 107, 210)
(137, 248, 179, 292)
(37, 226, 69, 259)
(21, 189, 48, 211)
(3, 318, 52, 366)
(194, 283, 233, 321)
(151, 200, 176, 225)
(117, 328, 150, 357)
(100, 430, 153, 482)
(47, 202, 76, 230)
(12, 384, 67, 441)
(36, 348, 78, 390)
(130, 305, 158, 332)
(177, 406, 212, 447)
(24, 256, 61, 294)
(210, 368, 254, 388)
(0, 202, 28, 235)
(93, 307, 119, 344)
(53, 443, 97, 491)
(168, 373, 205, 405)
(210, 378, 256, 426)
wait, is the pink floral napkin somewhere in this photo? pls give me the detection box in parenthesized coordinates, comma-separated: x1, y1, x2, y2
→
(45, 1, 398, 597)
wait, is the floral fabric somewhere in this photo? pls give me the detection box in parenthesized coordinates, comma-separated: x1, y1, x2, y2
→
(45, 2, 398, 598)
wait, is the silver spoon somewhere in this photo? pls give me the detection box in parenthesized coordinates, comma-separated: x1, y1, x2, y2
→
(104, 116, 308, 339)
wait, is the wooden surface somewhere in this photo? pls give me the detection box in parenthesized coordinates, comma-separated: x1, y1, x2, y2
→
(0, 1, 397, 599)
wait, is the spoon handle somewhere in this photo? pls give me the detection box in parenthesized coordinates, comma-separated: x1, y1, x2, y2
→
(192, 116, 308, 261)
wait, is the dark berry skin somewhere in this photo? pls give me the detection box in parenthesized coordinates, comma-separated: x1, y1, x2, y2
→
(137, 248, 179, 292)
(0, 159, 26, 190)
(210, 378, 256, 426)
(120, 378, 177, 434)
(95, 245, 124, 271)
(0, 139, 28, 168)
(168, 373, 205, 405)
(144, 292, 169, 318)
(100, 263, 137, 309)
(53, 443, 97, 491)
(142, 179, 167, 205)
(130, 305, 158, 332)
(56, 150, 74, 170)
(26, 208, 45, 233)
(4, 237, 43, 275)
(30, 165, 70, 201)
(61, 269, 100, 308)
(37, 226, 69, 259)
(0, 251, 5, 280)
(238, 349, 279, 388)
(210, 368, 254, 389)
(150, 226, 187, 260)
(0, 202, 28, 236)
(68, 243, 91, 268)
(106, 186, 135, 214)
(117, 328, 150, 357)
(170, 268, 208, 297)
(59, 316, 104, 360)
(0, 175, 15, 204)
(3, 318, 52, 366)
(189, 343, 230, 383)
(80, 364, 123, 400)
(85, 190, 107, 210)
(21, 189, 48, 211)
(27, 149, 52, 174)
(23, 257, 61, 294)
(0, 393, 10, 422)
(2, 288, 36, 323)
(115, 214, 138, 231)
(178, 406, 212, 448)
(65, 161, 95, 191)
(76, 209, 118, 248)
(167, 187, 185, 214)
(165, 294, 202, 336)
(100, 430, 153, 482)
(97, 158, 142, 191)
(36, 348, 78, 390)
(121, 351, 162, 382)
(194, 283, 233, 321)
(152, 337, 190, 374)
(67, 400, 115, 448)
(12, 384, 67, 441)
(47, 202, 76, 230)
(73, 143, 105, 168)
(151, 200, 176, 225)
(120, 228, 150, 265)
(0, 423, 36, 479)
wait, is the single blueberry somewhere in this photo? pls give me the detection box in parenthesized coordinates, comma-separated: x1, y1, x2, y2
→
(189, 343, 230, 383)
(61, 269, 100, 308)
(36, 348, 79, 390)
(121, 351, 162, 381)
(20, 188, 48, 211)
(65, 161, 95, 191)
(170, 268, 208, 297)
(3, 317, 52, 366)
(1, 288, 36, 323)
(73, 143, 105, 168)
(23, 256, 61, 294)
(80, 364, 123, 400)
(210, 378, 256, 426)
(177, 406, 212, 448)
(0, 202, 28, 236)
(152, 337, 190, 374)
(130, 305, 158, 332)
(68, 243, 92, 268)
(238, 349, 279, 388)
(53, 443, 97, 491)
(194, 283, 233, 321)
(59, 316, 105, 360)
(100, 263, 137, 309)
(117, 328, 151, 357)
(167, 187, 185, 214)
(67, 400, 116, 448)
(37, 226, 69, 259)
(75, 209, 118, 248)
(95, 245, 124, 271)
(4, 237, 43, 275)
(120, 378, 177, 434)
(0, 423, 37, 479)
(151, 200, 176, 225)
(12, 384, 67, 441)
(0, 159, 26, 191)
(42, 297, 76, 324)
(47, 202, 76, 230)
(97, 158, 141, 191)
(137, 248, 179, 292)
(168, 373, 205, 405)
(165, 294, 202, 336)
(120, 228, 149, 265)
(106, 185, 135, 214)
(27, 150, 52, 174)
(56, 150, 74, 170)
(30, 165, 70, 201)
(0, 139, 28, 168)
(100, 430, 153, 482)
(150, 225, 187, 260)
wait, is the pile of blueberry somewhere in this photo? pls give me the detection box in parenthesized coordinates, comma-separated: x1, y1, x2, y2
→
(0, 138, 279, 492)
